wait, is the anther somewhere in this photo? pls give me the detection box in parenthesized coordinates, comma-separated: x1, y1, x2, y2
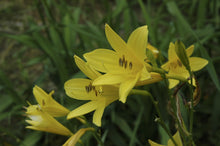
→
(122, 55, 125, 64)
(95, 90, 98, 96)
(129, 62, 132, 69)
(42, 99, 45, 106)
(119, 58, 123, 66)
(124, 60, 127, 68)
(85, 86, 90, 92)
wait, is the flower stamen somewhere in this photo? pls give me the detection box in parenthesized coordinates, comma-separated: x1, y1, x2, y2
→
(129, 62, 132, 69)
(118, 55, 132, 70)
(85, 83, 103, 96)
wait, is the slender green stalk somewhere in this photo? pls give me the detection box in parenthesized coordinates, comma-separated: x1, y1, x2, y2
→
(166, 74, 188, 82)
(150, 67, 188, 82)
(83, 118, 104, 146)
(130, 89, 177, 146)
(188, 72, 194, 143)
(93, 131, 104, 146)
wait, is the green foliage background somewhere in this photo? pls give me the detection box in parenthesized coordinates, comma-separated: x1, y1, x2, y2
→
(0, 0, 219, 145)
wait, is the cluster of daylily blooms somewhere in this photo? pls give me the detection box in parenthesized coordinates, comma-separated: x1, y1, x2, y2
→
(25, 24, 208, 145)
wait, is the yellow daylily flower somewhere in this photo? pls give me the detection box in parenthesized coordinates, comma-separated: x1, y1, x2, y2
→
(25, 104, 73, 136)
(148, 131, 183, 146)
(64, 56, 119, 126)
(63, 128, 94, 146)
(33, 85, 70, 117)
(161, 42, 208, 89)
(84, 24, 152, 103)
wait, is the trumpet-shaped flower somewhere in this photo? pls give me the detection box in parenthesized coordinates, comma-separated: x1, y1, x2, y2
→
(64, 56, 119, 126)
(25, 104, 72, 136)
(148, 131, 182, 146)
(84, 24, 152, 103)
(33, 85, 70, 117)
(161, 42, 208, 88)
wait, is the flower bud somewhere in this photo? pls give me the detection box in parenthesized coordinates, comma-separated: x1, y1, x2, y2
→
(175, 40, 191, 71)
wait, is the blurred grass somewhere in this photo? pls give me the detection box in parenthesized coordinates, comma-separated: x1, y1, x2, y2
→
(0, 0, 219, 145)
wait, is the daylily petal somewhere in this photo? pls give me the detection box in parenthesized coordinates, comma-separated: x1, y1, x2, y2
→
(167, 131, 182, 146)
(119, 73, 140, 103)
(93, 102, 105, 126)
(84, 49, 125, 73)
(74, 55, 101, 80)
(105, 24, 127, 54)
(101, 85, 119, 98)
(186, 45, 194, 57)
(127, 25, 148, 60)
(63, 128, 94, 146)
(189, 57, 208, 71)
(93, 73, 128, 85)
(41, 106, 70, 117)
(148, 131, 182, 146)
(67, 101, 98, 120)
(33, 86, 52, 105)
(168, 42, 178, 61)
(147, 43, 159, 58)
(140, 66, 151, 81)
(64, 78, 95, 100)
(26, 104, 72, 136)
(148, 139, 165, 146)
(92, 98, 117, 126)
(136, 73, 163, 86)
(161, 62, 170, 71)
(168, 79, 179, 89)
(33, 86, 70, 117)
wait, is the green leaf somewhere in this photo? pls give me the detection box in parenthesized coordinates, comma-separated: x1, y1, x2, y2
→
(129, 106, 144, 146)
(0, 96, 13, 112)
(20, 131, 42, 146)
(113, 114, 141, 145)
(1, 33, 37, 48)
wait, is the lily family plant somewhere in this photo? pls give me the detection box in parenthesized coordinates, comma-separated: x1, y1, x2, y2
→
(25, 24, 208, 145)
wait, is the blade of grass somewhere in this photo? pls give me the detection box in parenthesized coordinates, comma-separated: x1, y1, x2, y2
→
(196, 0, 209, 28)
(129, 106, 144, 146)
(138, 0, 157, 45)
(20, 131, 42, 146)
(0, 70, 23, 104)
(0, 33, 37, 48)
(32, 32, 69, 83)
(113, 114, 141, 145)
(0, 96, 13, 112)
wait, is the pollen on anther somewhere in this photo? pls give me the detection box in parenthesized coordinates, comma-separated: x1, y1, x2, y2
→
(119, 58, 123, 66)
(124, 60, 127, 68)
(85, 86, 90, 92)
(42, 99, 45, 106)
(129, 62, 132, 69)
(122, 55, 125, 63)
(95, 90, 98, 96)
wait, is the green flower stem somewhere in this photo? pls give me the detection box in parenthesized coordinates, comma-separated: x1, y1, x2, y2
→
(165, 74, 188, 82)
(149, 67, 166, 74)
(79, 116, 104, 146)
(150, 67, 188, 82)
(130, 89, 177, 146)
(92, 131, 104, 146)
(188, 71, 194, 144)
